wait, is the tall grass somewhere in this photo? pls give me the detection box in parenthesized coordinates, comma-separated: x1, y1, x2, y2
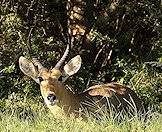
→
(0, 106, 162, 132)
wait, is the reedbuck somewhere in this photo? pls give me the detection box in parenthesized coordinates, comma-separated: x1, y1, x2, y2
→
(19, 44, 144, 118)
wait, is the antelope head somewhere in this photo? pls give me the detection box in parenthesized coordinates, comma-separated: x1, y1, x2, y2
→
(19, 44, 82, 109)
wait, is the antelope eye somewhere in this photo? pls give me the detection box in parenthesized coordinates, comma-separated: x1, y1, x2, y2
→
(58, 75, 63, 81)
(38, 76, 43, 82)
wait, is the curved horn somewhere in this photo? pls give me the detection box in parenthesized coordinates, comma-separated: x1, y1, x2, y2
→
(32, 57, 46, 72)
(54, 44, 70, 69)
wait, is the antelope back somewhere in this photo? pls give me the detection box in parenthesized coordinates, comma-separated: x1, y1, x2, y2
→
(19, 54, 82, 107)
(80, 83, 144, 114)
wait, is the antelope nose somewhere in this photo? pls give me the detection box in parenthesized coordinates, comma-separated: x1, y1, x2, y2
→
(47, 94, 56, 102)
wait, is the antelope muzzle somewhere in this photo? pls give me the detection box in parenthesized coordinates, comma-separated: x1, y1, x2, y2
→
(46, 93, 57, 106)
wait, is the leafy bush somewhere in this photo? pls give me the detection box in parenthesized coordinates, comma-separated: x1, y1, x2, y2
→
(117, 64, 162, 111)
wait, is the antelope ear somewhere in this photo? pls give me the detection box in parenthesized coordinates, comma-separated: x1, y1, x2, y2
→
(87, 84, 127, 97)
(19, 56, 40, 84)
(63, 55, 82, 76)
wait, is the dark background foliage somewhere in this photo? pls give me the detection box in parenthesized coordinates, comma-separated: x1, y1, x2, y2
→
(0, 0, 162, 110)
